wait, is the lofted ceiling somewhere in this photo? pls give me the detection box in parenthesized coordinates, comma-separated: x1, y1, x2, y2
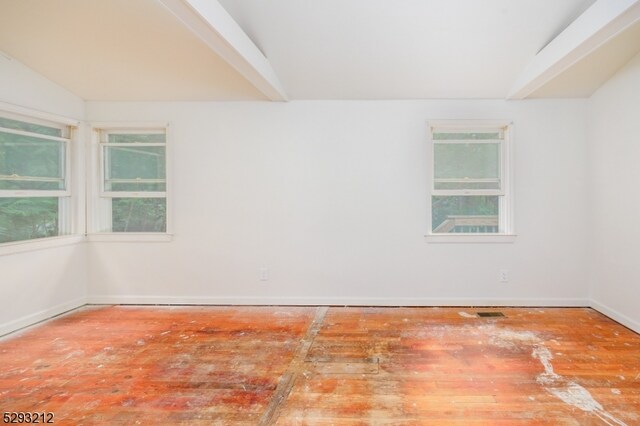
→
(218, 0, 596, 99)
(0, 0, 639, 101)
(0, 0, 267, 101)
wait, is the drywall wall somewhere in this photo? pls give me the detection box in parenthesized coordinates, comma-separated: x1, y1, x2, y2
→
(588, 52, 640, 333)
(0, 52, 84, 118)
(0, 55, 86, 336)
(86, 99, 589, 306)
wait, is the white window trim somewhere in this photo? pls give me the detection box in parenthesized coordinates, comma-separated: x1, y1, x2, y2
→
(0, 102, 79, 127)
(424, 234, 516, 244)
(87, 122, 173, 242)
(86, 233, 172, 243)
(0, 103, 82, 254)
(425, 119, 515, 244)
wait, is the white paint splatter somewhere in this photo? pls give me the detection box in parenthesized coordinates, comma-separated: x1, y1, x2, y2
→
(417, 322, 629, 425)
(484, 327, 539, 350)
(611, 389, 621, 395)
(63, 349, 85, 360)
(531, 343, 627, 426)
(458, 312, 476, 318)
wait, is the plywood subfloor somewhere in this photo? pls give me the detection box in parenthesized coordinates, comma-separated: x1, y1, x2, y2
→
(0, 306, 639, 425)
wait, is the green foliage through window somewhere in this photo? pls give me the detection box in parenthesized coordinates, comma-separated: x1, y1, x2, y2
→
(102, 129, 168, 233)
(0, 131, 65, 190)
(104, 146, 166, 192)
(112, 198, 166, 232)
(1, 115, 69, 244)
(0, 198, 59, 243)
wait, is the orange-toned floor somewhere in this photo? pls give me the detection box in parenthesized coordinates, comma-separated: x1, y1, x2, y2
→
(0, 306, 639, 425)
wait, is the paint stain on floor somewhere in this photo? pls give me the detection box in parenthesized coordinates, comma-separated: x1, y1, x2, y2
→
(0, 306, 639, 425)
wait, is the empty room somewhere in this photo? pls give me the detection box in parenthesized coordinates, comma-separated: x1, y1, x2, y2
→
(1, 0, 640, 424)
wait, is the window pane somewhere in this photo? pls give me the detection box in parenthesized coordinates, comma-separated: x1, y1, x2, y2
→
(0, 197, 59, 243)
(0, 131, 65, 190)
(112, 198, 166, 232)
(432, 196, 499, 233)
(0, 117, 62, 137)
(108, 133, 165, 144)
(104, 146, 166, 192)
(434, 142, 500, 190)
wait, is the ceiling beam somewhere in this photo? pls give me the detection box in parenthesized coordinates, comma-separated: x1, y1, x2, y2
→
(508, 0, 640, 99)
(159, 0, 288, 101)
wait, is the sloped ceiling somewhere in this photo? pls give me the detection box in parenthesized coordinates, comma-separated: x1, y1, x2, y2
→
(4, 0, 638, 101)
(217, 0, 596, 99)
(0, 0, 267, 101)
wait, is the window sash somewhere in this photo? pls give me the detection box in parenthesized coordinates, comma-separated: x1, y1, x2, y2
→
(99, 130, 167, 198)
(0, 120, 71, 198)
(428, 121, 512, 235)
(0, 106, 78, 246)
(91, 124, 171, 235)
(432, 135, 505, 195)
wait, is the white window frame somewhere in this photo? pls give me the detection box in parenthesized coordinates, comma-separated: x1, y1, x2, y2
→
(0, 103, 82, 254)
(88, 122, 172, 242)
(425, 119, 515, 243)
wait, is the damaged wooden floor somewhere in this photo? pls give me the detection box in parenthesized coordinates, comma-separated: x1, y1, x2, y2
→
(1, 307, 639, 425)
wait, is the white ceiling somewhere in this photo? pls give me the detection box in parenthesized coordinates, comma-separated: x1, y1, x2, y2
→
(218, 0, 596, 99)
(2, 0, 638, 101)
(0, 0, 266, 101)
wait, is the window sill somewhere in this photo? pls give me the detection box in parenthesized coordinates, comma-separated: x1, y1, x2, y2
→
(0, 234, 85, 256)
(86, 233, 173, 243)
(425, 234, 517, 244)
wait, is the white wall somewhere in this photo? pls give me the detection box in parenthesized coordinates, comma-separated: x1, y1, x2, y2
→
(86, 99, 589, 306)
(0, 53, 84, 119)
(0, 55, 86, 336)
(588, 52, 640, 333)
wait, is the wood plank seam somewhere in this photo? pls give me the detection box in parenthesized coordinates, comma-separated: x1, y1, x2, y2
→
(258, 306, 329, 425)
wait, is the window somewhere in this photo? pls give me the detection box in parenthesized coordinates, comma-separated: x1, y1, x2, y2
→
(0, 112, 73, 244)
(96, 127, 168, 233)
(428, 120, 513, 239)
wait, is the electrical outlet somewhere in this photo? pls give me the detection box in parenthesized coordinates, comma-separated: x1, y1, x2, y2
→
(259, 268, 269, 281)
(499, 269, 509, 283)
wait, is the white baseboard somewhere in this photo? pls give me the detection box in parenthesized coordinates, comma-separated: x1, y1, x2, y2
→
(0, 297, 86, 337)
(0, 295, 595, 337)
(87, 295, 589, 307)
(590, 300, 640, 334)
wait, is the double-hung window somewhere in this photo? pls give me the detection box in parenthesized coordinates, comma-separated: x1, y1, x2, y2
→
(428, 120, 513, 239)
(97, 127, 168, 233)
(0, 112, 72, 244)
